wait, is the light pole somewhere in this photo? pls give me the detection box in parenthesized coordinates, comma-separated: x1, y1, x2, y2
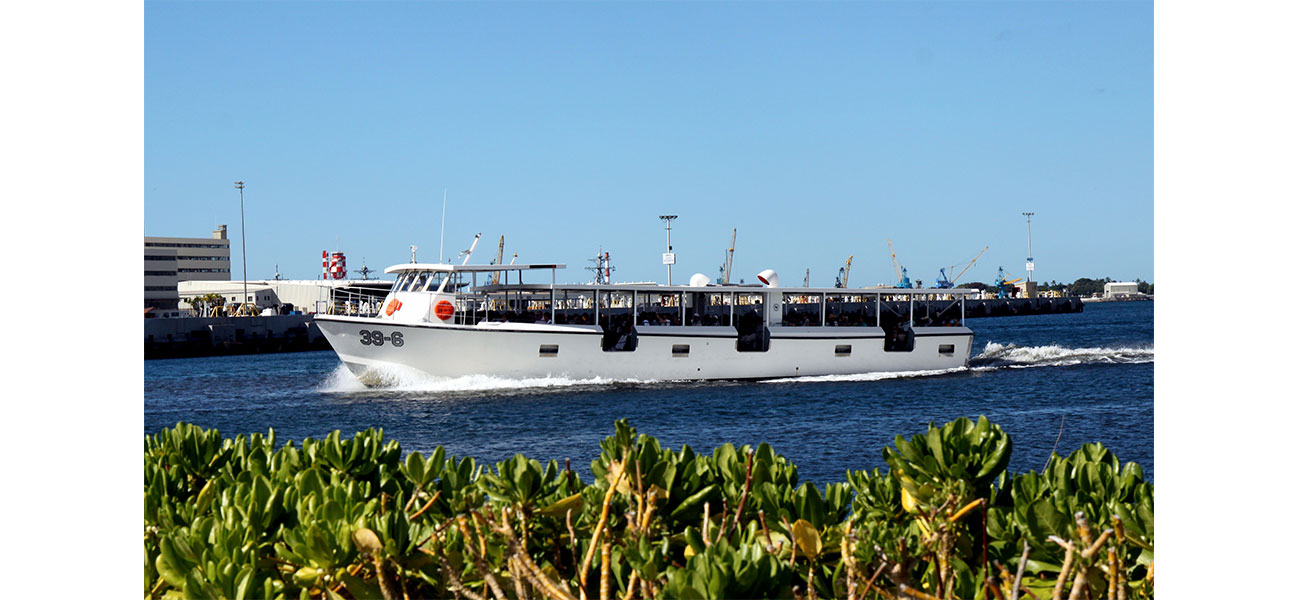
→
(235, 181, 248, 313)
(659, 215, 678, 285)
(1022, 212, 1035, 298)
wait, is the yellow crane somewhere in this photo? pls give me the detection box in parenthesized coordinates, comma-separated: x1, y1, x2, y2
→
(888, 239, 904, 285)
(491, 235, 505, 285)
(718, 228, 737, 284)
(836, 255, 854, 288)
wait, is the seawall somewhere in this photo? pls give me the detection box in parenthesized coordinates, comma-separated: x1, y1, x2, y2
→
(144, 314, 329, 360)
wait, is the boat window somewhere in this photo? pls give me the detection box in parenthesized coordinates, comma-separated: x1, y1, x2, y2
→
(422, 272, 447, 292)
(686, 292, 732, 326)
(637, 291, 681, 326)
(412, 272, 429, 292)
(599, 291, 637, 352)
(881, 303, 914, 352)
(395, 273, 416, 292)
(734, 293, 769, 352)
(781, 293, 822, 326)
(554, 290, 595, 325)
(734, 293, 764, 324)
(824, 294, 878, 327)
(919, 299, 963, 327)
(485, 289, 551, 323)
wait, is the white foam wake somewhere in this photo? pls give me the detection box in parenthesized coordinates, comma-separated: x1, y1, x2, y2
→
(969, 342, 1153, 370)
(761, 367, 969, 384)
(318, 363, 653, 393)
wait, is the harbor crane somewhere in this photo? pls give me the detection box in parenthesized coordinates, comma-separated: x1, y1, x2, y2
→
(887, 239, 911, 288)
(717, 228, 737, 284)
(458, 233, 482, 265)
(994, 266, 1024, 298)
(491, 235, 505, 285)
(936, 245, 988, 288)
(835, 255, 853, 288)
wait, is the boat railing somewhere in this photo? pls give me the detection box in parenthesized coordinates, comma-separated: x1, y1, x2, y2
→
(324, 287, 387, 317)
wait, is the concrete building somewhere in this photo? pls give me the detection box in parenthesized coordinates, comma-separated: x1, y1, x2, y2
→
(1104, 282, 1142, 299)
(145, 225, 232, 311)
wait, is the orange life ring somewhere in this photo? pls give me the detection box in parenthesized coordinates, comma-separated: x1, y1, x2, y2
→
(385, 299, 403, 316)
(434, 300, 455, 321)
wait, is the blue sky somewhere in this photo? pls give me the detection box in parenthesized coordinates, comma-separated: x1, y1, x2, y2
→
(145, 1, 1152, 286)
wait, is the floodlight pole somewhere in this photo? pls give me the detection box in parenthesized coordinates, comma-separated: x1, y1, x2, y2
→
(235, 181, 248, 312)
(1023, 212, 1035, 298)
(659, 215, 678, 285)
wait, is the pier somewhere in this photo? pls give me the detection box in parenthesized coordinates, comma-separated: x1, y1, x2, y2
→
(144, 314, 329, 360)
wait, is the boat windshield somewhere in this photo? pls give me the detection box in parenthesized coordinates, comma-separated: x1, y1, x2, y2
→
(391, 271, 448, 293)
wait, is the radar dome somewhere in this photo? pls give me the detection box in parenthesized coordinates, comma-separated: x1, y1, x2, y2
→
(689, 273, 711, 287)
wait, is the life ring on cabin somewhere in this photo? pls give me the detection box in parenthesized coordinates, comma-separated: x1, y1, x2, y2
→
(434, 300, 455, 321)
(385, 299, 403, 316)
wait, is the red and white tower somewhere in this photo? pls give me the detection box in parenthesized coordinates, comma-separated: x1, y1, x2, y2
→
(322, 251, 347, 280)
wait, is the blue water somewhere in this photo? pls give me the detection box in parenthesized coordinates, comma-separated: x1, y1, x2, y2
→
(144, 301, 1154, 485)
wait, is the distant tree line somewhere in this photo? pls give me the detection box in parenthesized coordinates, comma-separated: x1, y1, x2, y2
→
(960, 277, 1153, 296)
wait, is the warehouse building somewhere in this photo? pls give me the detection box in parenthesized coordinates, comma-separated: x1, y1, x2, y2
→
(1103, 282, 1142, 299)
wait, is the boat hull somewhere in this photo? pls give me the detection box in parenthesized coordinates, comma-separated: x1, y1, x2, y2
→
(315, 315, 973, 382)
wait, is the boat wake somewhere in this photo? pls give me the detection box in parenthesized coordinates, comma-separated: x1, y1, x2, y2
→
(968, 342, 1154, 370)
(319, 364, 651, 394)
(761, 367, 969, 384)
(764, 342, 1152, 384)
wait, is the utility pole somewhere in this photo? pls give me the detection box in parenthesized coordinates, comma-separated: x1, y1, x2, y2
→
(1022, 212, 1035, 298)
(234, 181, 247, 313)
(659, 215, 678, 285)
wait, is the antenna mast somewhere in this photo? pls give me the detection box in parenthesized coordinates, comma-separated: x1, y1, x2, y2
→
(586, 248, 615, 284)
(439, 188, 447, 263)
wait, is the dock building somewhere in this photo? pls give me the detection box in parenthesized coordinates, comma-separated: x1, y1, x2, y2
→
(1103, 282, 1144, 299)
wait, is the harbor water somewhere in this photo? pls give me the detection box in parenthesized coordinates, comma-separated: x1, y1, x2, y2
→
(144, 301, 1154, 485)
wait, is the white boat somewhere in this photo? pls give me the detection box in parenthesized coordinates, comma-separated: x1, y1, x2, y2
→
(315, 262, 976, 383)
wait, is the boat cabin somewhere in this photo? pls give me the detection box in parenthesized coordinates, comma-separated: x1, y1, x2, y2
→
(377, 263, 973, 354)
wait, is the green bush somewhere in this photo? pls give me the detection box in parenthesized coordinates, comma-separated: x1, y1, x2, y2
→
(144, 418, 1153, 599)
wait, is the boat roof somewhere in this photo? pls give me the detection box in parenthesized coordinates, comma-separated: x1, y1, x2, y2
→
(384, 263, 972, 295)
(474, 282, 975, 295)
(384, 263, 565, 274)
